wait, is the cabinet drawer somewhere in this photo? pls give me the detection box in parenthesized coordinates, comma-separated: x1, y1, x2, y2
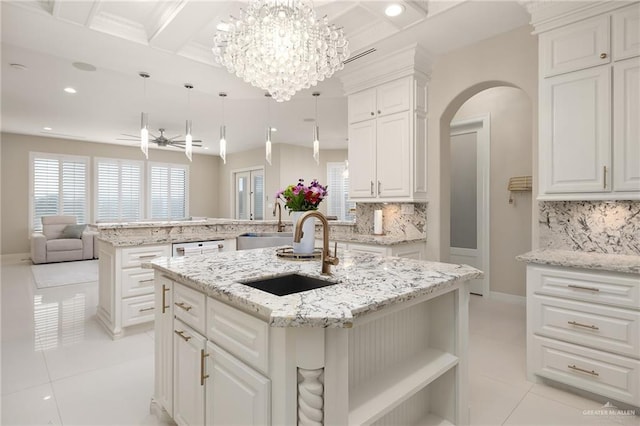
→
(121, 245, 170, 268)
(174, 283, 206, 334)
(207, 298, 269, 375)
(531, 336, 640, 406)
(122, 267, 155, 297)
(122, 293, 155, 327)
(528, 265, 640, 309)
(531, 295, 640, 358)
(540, 14, 611, 77)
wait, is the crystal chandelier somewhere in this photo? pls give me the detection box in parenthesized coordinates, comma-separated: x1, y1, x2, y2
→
(213, 0, 349, 102)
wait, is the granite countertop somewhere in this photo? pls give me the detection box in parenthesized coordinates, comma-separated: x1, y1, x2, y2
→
(148, 248, 481, 328)
(96, 218, 356, 229)
(516, 249, 640, 275)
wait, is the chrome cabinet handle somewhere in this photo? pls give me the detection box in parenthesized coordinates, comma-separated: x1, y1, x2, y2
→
(370, 181, 374, 195)
(200, 349, 210, 386)
(568, 364, 599, 376)
(568, 284, 600, 292)
(139, 254, 157, 259)
(370, 112, 374, 116)
(139, 306, 155, 312)
(174, 330, 191, 342)
(377, 181, 381, 195)
(377, 110, 381, 114)
(218, 244, 224, 249)
(175, 301, 192, 312)
(603, 165, 607, 189)
(139, 278, 154, 283)
(568, 320, 599, 330)
(162, 285, 170, 314)
(600, 53, 607, 59)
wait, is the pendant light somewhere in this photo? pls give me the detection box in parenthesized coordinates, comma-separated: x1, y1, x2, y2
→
(265, 93, 272, 166)
(184, 84, 193, 162)
(312, 92, 320, 165)
(219, 93, 227, 164)
(139, 72, 150, 159)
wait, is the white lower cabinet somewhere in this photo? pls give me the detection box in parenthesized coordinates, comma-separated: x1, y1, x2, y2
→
(154, 275, 173, 417)
(205, 342, 270, 426)
(526, 264, 640, 407)
(173, 319, 207, 426)
(317, 240, 426, 260)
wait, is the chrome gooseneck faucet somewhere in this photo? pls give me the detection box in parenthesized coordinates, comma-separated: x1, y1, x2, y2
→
(273, 201, 285, 232)
(293, 211, 339, 275)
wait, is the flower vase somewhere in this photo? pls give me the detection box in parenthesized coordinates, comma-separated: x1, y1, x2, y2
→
(291, 211, 316, 254)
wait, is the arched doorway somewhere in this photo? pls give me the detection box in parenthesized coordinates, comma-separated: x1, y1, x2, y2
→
(443, 84, 533, 300)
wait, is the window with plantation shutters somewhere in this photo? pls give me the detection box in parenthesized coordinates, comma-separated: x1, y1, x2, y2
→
(95, 158, 143, 222)
(149, 163, 189, 220)
(30, 153, 89, 232)
(326, 162, 355, 221)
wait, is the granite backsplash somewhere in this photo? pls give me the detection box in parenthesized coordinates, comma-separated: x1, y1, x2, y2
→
(538, 201, 640, 255)
(355, 203, 427, 240)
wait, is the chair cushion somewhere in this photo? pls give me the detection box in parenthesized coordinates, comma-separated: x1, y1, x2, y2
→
(61, 224, 87, 239)
(42, 216, 77, 240)
(47, 238, 83, 252)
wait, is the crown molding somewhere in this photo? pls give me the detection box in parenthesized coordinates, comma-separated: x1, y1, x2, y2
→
(527, 0, 637, 34)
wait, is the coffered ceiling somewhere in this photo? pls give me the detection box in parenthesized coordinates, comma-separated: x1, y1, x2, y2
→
(1, 0, 530, 156)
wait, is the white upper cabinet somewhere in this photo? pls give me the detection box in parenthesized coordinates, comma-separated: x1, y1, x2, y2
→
(376, 112, 411, 197)
(348, 89, 377, 124)
(540, 66, 611, 193)
(535, 3, 640, 200)
(347, 120, 377, 198)
(613, 57, 640, 192)
(613, 4, 640, 61)
(540, 14, 610, 77)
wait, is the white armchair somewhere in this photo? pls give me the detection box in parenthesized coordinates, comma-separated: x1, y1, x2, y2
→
(31, 216, 96, 264)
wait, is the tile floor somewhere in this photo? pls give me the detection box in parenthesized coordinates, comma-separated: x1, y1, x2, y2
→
(1, 258, 638, 425)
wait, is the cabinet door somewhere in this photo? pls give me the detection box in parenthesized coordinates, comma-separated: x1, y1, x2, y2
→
(540, 66, 611, 194)
(376, 78, 411, 116)
(540, 14, 610, 77)
(376, 112, 410, 198)
(173, 320, 206, 426)
(348, 88, 376, 124)
(205, 342, 270, 426)
(613, 57, 640, 192)
(348, 120, 377, 199)
(613, 4, 640, 61)
(154, 275, 173, 416)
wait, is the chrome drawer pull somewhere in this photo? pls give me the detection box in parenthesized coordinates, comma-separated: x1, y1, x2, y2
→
(568, 284, 600, 292)
(138, 254, 157, 259)
(139, 278, 154, 283)
(175, 301, 193, 312)
(162, 285, 169, 314)
(200, 349, 210, 386)
(139, 307, 155, 312)
(568, 320, 599, 330)
(174, 330, 191, 342)
(568, 364, 599, 376)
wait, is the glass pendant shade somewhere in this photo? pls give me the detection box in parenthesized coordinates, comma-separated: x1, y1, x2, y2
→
(313, 124, 320, 165)
(140, 112, 149, 159)
(185, 120, 193, 162)
(213, 0, 349, 102)
(219, 125, 227, 164)
(265, 127, 272, 165)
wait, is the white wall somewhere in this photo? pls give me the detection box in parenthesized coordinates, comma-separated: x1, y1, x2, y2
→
(452, 87, 533, 297)
(426, 24, 538, 263)
(0, 132, 220, 255)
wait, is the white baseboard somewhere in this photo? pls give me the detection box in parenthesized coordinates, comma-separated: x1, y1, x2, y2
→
(0, 252, 31, 264)
(490, 291, 526, 305)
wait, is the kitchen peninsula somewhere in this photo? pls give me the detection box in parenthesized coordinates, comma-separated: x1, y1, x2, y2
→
(95, 218, 427, 339)
(148, 247, 481, 425)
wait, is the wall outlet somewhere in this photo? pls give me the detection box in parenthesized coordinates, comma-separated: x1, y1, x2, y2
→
(401, 204, 414, 215)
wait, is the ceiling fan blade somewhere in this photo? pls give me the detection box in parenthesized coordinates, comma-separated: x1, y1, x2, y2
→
(172, 140, 203, 145)
(116, 137, 140, 141)
(120, 133, 140, 138)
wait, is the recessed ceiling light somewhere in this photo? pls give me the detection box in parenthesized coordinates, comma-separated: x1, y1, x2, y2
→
(204, 146, 209, 150)
(9, 63, 27, 71)
(64, 87, 77, 94)
(385, 4, 405, 17)
(43, 127, 52, 131)
(72, 62, 96, 72)
(271, 127, 277, 132)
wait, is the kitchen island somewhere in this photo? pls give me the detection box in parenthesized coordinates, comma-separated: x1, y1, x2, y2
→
(148, 247, 481, 425)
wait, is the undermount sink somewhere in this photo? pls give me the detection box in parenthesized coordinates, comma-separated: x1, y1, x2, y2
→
(239, 273, 337, 296)
(236, 232, 293, 250)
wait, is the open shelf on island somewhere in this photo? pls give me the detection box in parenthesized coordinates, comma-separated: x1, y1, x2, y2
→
(348, 348, 458, 425)
(415, 413, 456, 426)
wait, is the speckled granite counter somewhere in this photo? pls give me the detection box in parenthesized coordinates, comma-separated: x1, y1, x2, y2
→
(516, 249, 640, 275)
(148, 247, 481, 328)
(96, 219, 425, 247)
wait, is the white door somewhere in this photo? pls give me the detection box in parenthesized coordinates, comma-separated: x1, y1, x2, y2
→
(234, 168, 265, 220)
(173, 320, 206, 426)
(449, 117, 490, 296)
(205, 341, 270, 426)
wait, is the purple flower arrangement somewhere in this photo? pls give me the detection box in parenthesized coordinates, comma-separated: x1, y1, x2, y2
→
(276, 179, 328, 212)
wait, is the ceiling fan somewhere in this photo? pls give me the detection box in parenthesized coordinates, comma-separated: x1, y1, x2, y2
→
(117, 128, 202, 149)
